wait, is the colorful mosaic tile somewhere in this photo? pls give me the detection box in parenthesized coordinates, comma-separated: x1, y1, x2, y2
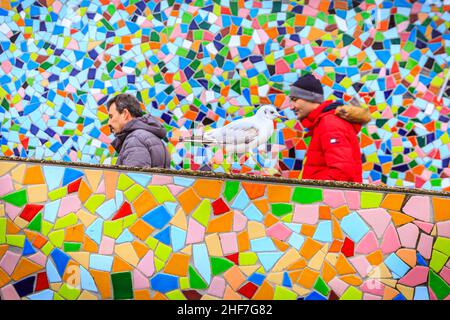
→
(0, 1, 449, 190)
(0, 159, 449, 300)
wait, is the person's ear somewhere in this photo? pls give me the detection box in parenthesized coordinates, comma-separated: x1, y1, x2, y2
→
(123, 108, 132, 120)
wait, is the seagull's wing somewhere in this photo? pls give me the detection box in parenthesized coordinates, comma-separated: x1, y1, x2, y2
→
(205, 117, 260, 145)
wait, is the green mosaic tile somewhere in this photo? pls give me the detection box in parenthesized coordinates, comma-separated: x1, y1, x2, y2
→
(41, 220, 53, 236)
(58, 283, 81, 300)
(166, 289, 186, 300)
(48, 187, 67, 201)
(313, 276, 330, 296)
(148, 186, 176, 203)
(429, 270, 450, 300)
(192, 199, 211, 227)
(63, 242, 81, 252)
(179, 277, 189, 290)
(117, 174, 135, 191)
(103, 220, 123, 239)
(281, 213, 293, 223)
(0, 189, 27, 207)
(189, 266, 208, 289)
(239, 252, 258, 265)
(361, 192, 384, 208)
(274, 286, 297, 300)
(433, 237, 450, 256)
(41, 242, 54, 256)
(271, 204, 293, 217)
(123, 213, 137, 228)
(49, 230, 65, 248)
(211, 257, 234, 276)
(54, 213, 77, 230)
(224, 181, 240, 202)
(430, 250, 447, 273)
(154, 257, 165, 272)
(292, 187, 323, 204)
(145, 236, 158, 250)
(6, 235, 25, 248)
(155, 243, 172, 262)
(53, 293, 64, 300)
(340, 286, 363, 300)
(0, 218, 6, 244)
(124, 184, 144, 202)
(111, 272, 133, 300)
(85, 194, 106, 213)
(28, 212, 42, 232)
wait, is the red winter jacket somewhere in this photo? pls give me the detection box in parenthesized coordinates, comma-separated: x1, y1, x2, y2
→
(300, 100, 366, 183)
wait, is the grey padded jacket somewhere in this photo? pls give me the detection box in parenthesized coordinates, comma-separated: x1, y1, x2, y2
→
(111, 114, 170, 168)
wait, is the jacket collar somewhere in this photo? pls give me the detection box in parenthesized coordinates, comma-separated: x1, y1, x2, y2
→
(300, 100, 335, 131)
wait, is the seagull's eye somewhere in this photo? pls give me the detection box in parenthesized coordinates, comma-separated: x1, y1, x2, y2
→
(271, 111, 274, 114)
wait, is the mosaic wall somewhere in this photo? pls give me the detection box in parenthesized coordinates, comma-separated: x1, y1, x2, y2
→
(0, 0, 449, 191)
(0, 159, 449, 300)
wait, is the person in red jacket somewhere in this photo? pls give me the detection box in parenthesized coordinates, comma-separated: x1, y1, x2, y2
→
(289, 73, 370, 183)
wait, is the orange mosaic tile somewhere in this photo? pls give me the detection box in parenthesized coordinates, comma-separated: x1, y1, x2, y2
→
(62, 261, 81, 286)
(134, 289, 151, 300)
(287, 258, 307, 271)
(329, 240, 343, 252)
(23, 229, 37, 242)
(224, 285, 242, 300)
(267, 185, 291, 202)
(237, 231, 250, 252)
(7, 219, 21, 234)
(264, 213, 279, 228)
(252, 199, 269, 214)
(322, 261, 337, 282)
(64, 224, 84, 242)
(383, 286, 399, 300)
(340, 275, 363, 286)
(23, 165, 45, 184)
(223, 265, 246, 291)
(112, 257, 134, 272)
(300, 224, 316, 237)
(396, 248, 417, 267)
(129, 220, 154, 241)
(90, 270, 112, 299)
(432, 197, 450, 222)
(335, 254, 356, 275)
(331, 205, 351, 220)
(104, 170, 119, 200)
(82, 235, 99, 253)
(177, 188, 201, 215)
(319, 205, 331, 220)
(192, 179, 223, 199)
(11, 258, 43, 281)
(299, 238, 323, 260)
(206, 211, 233, 233)
(272, 238, 290, 252)
(253, 280, 274, 300)
(367, 250, 384, 266)
(32, 234, 47, 249)
(0, 268, 10, 288)
(388, 210, 415, 226)
(380, 193, 405, 211)
(242, 182, 266, 200)
(163, 253, 190, 276)
(0, 245, 8, 259)
(332, 216, 344, 239)
(131, 240, 149, 259)
(150, 292, 168, 300)
(78, 180, 92, 203)
(132, 190, 158, 217)
(296, 268, 319, 289)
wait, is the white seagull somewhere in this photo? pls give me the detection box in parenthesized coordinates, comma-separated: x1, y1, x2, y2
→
(182, 105, 286, 154)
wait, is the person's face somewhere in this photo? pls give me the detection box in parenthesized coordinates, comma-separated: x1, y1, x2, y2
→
(108, 103, 131, 134)
(290, 97, 316, 120)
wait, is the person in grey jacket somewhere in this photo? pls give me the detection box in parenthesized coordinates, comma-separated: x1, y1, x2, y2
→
(107, 93, 170, 168)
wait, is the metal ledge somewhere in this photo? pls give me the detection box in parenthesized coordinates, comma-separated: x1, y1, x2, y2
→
(0, 156, 449, 197)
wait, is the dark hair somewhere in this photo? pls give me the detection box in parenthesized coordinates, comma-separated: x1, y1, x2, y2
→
(106, 93, 145, 118)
